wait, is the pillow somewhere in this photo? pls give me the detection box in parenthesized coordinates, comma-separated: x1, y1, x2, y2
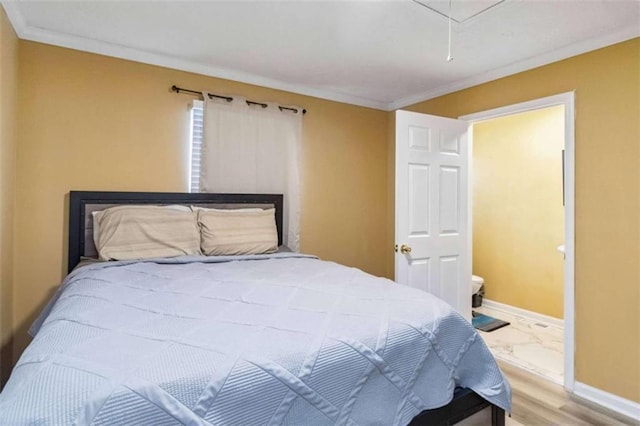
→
(190, 206, 264, 212)
(93, 204, 190, 248)
(96, 205, 201, 261)
(198, 208, 278, 256)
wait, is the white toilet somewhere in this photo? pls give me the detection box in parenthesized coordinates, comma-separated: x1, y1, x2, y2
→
(472, 275, 484, 307)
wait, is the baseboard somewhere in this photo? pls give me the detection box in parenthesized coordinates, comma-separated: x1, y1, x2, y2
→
(481, 299, 564, 329)
(573, 382, 640, 422)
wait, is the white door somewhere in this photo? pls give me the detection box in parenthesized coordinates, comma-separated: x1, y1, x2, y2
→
(395, 110, 471, 320)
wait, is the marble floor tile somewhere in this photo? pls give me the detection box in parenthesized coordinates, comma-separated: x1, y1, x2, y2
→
(474, 305, 564, 385)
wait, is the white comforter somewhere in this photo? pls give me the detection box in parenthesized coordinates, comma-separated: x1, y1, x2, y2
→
(0, 253, 511, 425)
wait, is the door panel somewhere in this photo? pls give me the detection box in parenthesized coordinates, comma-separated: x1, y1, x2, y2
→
(409, 165, 430, 235)
(440, 255, 460, 304)
(440, 166, 460, 234)
(409, 259, 430, 292)
(395, 110, 471, 320)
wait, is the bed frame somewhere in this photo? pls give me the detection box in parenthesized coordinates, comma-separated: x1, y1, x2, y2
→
(410, 387, 505, 426)
(68, 190, 283, 272)
(67, 190, 505, 425)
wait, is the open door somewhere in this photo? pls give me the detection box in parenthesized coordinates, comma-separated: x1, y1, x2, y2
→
(395, 110, 471, 320)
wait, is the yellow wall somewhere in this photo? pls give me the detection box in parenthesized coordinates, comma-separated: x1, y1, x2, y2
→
(473, 106, 565, 319)
(402, 38, 639, 402)
(4, 16, 639, 406)
(0, 5, 18, 385)
(12, 41, 390, 363)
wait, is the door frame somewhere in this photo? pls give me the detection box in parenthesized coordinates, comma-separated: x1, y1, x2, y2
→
(460, 91, 575, 391)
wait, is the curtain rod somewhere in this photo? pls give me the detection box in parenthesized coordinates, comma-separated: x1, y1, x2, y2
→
(171, 85, 306, 115)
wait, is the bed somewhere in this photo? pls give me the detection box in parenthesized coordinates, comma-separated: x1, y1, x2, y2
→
(0, 191, 510, 425)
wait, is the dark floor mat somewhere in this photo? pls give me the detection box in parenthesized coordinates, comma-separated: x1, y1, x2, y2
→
(472, 311, 510, 332)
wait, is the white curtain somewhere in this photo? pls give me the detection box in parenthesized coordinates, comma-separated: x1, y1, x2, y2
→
(200, 94, 302, 251)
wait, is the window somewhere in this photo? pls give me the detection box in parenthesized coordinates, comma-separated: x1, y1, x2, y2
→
(189, 100, 204, 193)
(190, 96, 302, 250)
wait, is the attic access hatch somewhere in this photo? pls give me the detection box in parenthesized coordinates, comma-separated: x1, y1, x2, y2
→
(413, 0, 507, 23)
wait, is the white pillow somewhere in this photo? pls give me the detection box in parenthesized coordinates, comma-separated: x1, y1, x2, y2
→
(190, 206, 264, 212)
(96, 205, 200, 261)
(93, 204, 190, 248)
(198, 208, 278, 256)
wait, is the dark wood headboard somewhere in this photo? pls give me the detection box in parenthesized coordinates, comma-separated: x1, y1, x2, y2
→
(68, 191, 284, 273)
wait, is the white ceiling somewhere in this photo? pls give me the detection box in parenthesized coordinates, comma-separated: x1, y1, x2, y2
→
(3, 0, 639, 110)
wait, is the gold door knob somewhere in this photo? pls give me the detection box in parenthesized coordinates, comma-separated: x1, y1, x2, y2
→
(400, 244, 412, 254)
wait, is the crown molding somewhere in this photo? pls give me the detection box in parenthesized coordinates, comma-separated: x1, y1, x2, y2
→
(4, 1, 639, 113)
(1, 1, 26, 35)
(1, 1, 388, 111)
(387, 25, 640, 110)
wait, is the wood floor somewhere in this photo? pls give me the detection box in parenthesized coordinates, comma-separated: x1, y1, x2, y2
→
(498, 361, 639, 426)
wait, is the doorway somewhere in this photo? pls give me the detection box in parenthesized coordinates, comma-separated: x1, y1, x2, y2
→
(469, 105, 565, 384)
(460, 92, 575, 391)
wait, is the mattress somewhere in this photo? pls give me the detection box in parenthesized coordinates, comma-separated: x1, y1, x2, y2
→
(0, 253, 511, 425)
